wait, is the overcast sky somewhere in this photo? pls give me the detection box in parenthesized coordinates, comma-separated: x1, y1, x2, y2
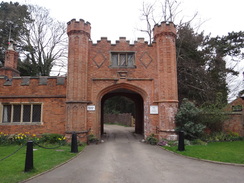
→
(14, 0, 244, 42)
(6, 0, 244, 100)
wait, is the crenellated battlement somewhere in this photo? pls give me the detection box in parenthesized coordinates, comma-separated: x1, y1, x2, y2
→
(67, 18, 91, 36)
(91, 37, 153, 47)
(0, 76, 66, 86)
(153, 21, 176, 40)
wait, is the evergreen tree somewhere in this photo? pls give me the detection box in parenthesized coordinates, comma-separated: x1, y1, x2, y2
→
(177, 24, 244, 106)
(176, 24, 207, 105)
(0, 1, 32, 66)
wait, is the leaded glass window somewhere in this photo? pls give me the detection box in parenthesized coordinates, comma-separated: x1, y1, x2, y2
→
(110, 52, 135, 68)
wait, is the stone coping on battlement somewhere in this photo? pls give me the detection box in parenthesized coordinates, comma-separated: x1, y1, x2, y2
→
(91, 37, 155, 46)
(0, 76, 67, 78)
(0, 95, 66, 99)
(0, 76, 66, 86)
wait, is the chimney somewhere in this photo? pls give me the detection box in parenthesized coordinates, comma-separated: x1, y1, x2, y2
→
(0, 40, 20, 78)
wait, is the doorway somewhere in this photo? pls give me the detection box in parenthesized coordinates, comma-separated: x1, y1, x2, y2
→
(101, 88, 144, 136)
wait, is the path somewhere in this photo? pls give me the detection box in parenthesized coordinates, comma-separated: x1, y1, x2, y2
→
(25, 125, 244, 183)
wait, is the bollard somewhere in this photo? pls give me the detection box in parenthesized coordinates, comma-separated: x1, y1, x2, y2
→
(71, 133, 78, 153)
(178, 131, 185, 151)
(25, 141, 34, 172)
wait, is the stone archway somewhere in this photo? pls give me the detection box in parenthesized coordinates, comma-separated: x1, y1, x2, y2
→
(101, 88, 144, 136)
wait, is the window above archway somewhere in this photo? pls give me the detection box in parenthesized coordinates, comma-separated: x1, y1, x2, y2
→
(110, 52, 136, 68)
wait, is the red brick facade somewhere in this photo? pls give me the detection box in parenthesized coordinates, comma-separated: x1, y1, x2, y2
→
(0, 18, 179, 141)
(224, 98, 244, 136)
(0, 77, 66, 135)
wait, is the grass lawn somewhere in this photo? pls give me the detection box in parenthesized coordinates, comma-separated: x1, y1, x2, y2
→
(163, 140, 244, 164)
(0, 144, 85, 183)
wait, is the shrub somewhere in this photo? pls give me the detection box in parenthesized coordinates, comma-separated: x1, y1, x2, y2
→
(199, 92, 228, 132)
(201, 131, 241, 142)
(175, 99, 206, 139)
(167, 140, 178, 147)
(157, 140, 168, 146)
(0, 132, 40, 145)
(0, 132, 9, 145)
(191, 139, 207, 145)
(40, 133, 66, 144)
(184, 139, 192, 146)
(146, 134, 158, 145)
(0, 132, 66, 145)
(12, 133, 28, 145)
(87, 134, 98, 144)
(157, 139, 178, 147)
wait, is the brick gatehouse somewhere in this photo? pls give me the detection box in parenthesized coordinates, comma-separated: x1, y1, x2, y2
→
(0, 19, 178, 141)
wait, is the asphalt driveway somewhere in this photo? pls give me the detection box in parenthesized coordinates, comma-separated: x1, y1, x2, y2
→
(24, 125, 244, 183)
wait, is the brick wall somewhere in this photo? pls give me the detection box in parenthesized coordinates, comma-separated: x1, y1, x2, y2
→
(0, 76, 66, 135)
(224, 98, 244, 136)
(223, 112, 244, 136)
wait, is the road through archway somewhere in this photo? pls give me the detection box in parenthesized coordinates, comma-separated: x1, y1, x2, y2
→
(25, 125, 244, 183)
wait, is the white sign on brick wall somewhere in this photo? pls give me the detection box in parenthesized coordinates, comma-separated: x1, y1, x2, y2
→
(150, 105, 158, 114)
(87, 105, 95, 111)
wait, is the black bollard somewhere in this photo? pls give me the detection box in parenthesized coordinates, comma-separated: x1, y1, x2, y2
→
(71, 133, 78, 153)
(178, 131, 185, 151)
(25, 141, 34, 172)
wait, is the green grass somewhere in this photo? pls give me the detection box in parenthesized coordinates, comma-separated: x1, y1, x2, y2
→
(0, 144, 85, 183)
(163, 141, 244, 164)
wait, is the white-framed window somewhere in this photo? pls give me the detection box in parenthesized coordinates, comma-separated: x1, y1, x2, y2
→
(1, 103, 42, 124)
(110, 52, 135, 68)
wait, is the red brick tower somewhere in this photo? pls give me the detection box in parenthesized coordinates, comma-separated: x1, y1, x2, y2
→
(0, 41, 20, 78)
(66, 19, 91, 133)
(153, 22, 178, 136)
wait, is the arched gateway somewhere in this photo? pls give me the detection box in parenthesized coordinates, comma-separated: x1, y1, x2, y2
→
(66, 19, 178, 140)
(100, 84, 145, 135)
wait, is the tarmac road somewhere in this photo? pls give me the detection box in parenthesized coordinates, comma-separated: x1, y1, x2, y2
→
(24, 125, 244, 183)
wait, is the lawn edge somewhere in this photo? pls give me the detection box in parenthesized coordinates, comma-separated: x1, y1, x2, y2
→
(19, 146, 87, 183)
(160, 146, 244, 167)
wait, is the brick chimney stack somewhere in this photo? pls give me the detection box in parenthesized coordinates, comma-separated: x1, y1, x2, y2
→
(0, 40, 20, 78)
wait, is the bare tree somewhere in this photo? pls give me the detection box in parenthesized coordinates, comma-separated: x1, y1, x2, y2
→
(139, 0, 182, 44)
(139, 2, 156, 44)
(19, 5, 67, 76)
(161, 0, 181, 22)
